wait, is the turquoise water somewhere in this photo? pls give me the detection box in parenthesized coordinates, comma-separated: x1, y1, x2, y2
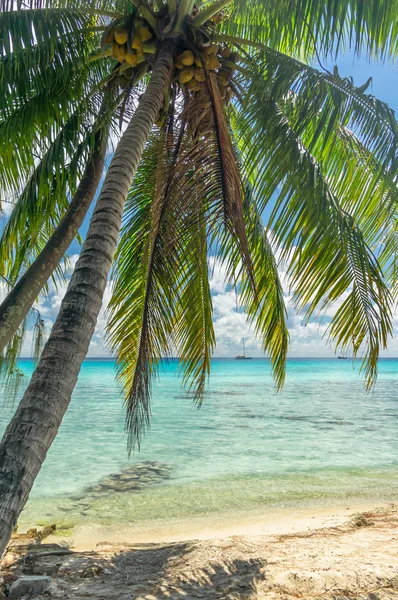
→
(1, 358, 398, 528)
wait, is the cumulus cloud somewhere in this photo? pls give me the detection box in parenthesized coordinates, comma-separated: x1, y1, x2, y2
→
(8, 251, 397, 359)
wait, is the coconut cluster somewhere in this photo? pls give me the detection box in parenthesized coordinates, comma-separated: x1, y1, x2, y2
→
(106, 20, 156, 68)
(174, 44, 238, 98)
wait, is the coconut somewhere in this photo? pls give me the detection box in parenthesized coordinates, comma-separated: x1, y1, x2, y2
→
(180, 50, 195, 66)
(179, 69, 194, 84)
(194, 56, 203, 68)
(187, 78, 201, 91)
(194, 70, 206, 82)
(219, 85, 227, 99)
(221, 47, 231, 58)
(125, 52, 138, 66)
(112, 42, 125, 60)
(207, 55, 221, 70)
(139, 26, 152, 42)
(114, 27, 128, 45)
(132, 31, 143, 50)
(203, 44, 215, 55)
(175, 56, 184, 69)
(156, 114, 166, 127)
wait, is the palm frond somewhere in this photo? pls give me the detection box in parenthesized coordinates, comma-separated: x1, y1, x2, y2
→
(174, 209, 215, 403)
(226, 0, 398, 59)
(0, 89, 105, 281)
(233, 75, 394, 384)
(107, 131, 181, 450)
(244, 49, 398, 175)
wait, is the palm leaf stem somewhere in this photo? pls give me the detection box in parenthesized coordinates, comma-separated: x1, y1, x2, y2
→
(192, 0, 231, 26)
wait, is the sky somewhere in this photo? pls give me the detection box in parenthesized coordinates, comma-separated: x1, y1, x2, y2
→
(2, 50, 398, 359)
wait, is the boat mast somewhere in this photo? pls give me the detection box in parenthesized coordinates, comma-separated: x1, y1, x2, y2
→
(243, 338, 246, 357)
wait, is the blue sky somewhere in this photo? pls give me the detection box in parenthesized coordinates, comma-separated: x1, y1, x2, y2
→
(2, 51, 397, 358)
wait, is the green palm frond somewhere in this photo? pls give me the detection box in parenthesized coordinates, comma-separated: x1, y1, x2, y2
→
(0, 8, 89, 84)
(245, 49, 398, 173)
(174, 210, 216, 403)
(226, 0, 398, 59)
(107, 132, 181, 450)
(219, 183, 289, 389)
(244, 51, 398, 293)
(0, 319, 26, 404)
(1, 56, 111, 195)
(233, 86, 393, 384)
(0, 88, 108, 281)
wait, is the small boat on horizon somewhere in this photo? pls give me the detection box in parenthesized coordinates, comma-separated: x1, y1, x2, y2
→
(338, 356, 348, 360)
(235, 338, 252, 360)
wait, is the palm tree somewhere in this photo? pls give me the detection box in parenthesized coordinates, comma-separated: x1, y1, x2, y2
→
(0, 122, 108, 355)
(0, 0, 397, 554)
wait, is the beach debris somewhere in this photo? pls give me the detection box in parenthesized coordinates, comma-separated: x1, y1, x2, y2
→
(9, 525, 56, 549)
(8, 576, 52, 598)
(350, 512, 375, 528)
(81, 564, 103, 578)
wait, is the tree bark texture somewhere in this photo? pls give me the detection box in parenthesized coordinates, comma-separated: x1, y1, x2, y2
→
(0, 40, 175, 556)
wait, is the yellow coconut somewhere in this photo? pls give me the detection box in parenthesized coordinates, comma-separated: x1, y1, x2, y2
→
(194, 70, 206, 82)
(207, 55, 221, 70)
(203, 44, 215, 55)
(112, 42, 126, 60)
(194, 56, 203, 68)
(180, 50, 195, 66)
(137, 52, 145, 64)
(114, 26, 128, 45)
(132, 31, 143, 50)
(139, 26, 152, 42)
(179, 69, 194, 84)
(125, 52, 138, 66)
(187, 78, 201, 91)
(175, 56, 185, 69)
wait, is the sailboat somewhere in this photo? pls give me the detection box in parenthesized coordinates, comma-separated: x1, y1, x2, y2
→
(235, 338, 252, 360)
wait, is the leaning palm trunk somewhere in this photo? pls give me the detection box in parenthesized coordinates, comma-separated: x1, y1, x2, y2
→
(0, 40, 175, 556)
(0, 128, 107, 355)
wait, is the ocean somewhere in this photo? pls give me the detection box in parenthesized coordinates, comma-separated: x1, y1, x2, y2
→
(1, 357, 398, 531)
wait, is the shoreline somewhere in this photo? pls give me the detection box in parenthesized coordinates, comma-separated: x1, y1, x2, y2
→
(4, 502, 398, 599)
(44, 498, 393, 551)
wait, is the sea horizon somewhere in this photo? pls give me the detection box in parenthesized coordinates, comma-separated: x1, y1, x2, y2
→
(15, 355, 398, 360)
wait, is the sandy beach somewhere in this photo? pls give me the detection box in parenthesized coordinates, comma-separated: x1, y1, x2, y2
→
(2, 503, 398, 599)
(50, 499, 394, 552)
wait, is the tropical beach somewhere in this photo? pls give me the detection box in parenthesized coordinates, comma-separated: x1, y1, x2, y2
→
(2, 358, 398, 598)
(2, 0, 398, 596)
(1, 358, 398, 547)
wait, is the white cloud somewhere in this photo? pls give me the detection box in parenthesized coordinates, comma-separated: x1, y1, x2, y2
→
(4, 250, 396, 359)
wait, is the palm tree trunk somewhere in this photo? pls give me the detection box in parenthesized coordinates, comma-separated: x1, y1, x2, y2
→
(0, 127, 107, 355)
(0, 40, 176, 557)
